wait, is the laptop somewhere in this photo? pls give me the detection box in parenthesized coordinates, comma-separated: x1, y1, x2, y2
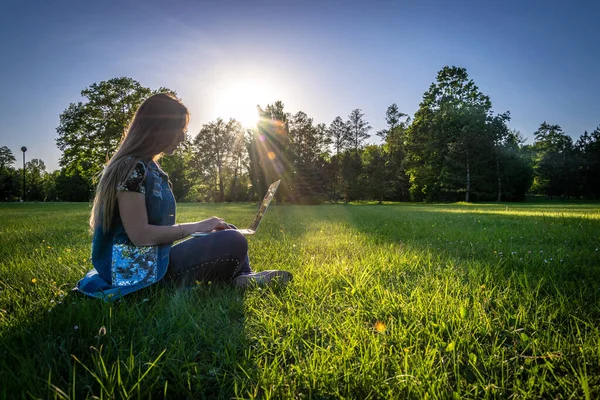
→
(191, 180, 281, 237)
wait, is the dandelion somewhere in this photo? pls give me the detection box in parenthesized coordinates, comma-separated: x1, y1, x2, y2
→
(480, 284, 486, 289)
(374, 321, 386, 333)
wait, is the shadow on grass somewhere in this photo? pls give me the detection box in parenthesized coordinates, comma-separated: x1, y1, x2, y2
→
(0, 280, 258, 398)
(0, 203, 309, 399)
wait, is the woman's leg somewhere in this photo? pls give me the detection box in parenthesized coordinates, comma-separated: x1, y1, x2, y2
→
(165, 229, 252, 287)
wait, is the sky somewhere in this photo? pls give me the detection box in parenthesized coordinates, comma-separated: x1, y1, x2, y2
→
(0, 0, 598, 172)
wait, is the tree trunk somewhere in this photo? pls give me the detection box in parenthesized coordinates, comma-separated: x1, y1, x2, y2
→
(229, 155, 240, 201)
(217, 160, 224, 202)
(496, 147, 502, 202)
(465, 147, 470, 202)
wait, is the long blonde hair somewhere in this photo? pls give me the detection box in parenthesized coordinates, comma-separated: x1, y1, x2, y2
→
(90, 93, 189, 233)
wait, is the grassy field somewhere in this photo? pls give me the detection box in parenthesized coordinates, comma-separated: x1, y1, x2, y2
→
(1, 201, 599, 399)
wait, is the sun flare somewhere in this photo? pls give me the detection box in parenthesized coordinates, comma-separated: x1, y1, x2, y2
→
(212, 79, 276, 128)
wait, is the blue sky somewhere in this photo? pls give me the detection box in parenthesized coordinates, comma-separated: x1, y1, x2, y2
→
(0, 0, 598, 171)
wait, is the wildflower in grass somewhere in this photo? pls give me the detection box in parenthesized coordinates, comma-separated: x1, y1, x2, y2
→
(73, 325, 79, 330)
(98, 326, 106, 336)
(374, 321, 386, 333)
(31, 278, 37, 283)
(511, 252, 517, 255)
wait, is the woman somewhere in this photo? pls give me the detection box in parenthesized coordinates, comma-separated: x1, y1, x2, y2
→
(76, 93, 291, 300)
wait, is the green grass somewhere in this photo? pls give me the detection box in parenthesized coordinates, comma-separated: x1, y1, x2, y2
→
(1, 202, 599, 399)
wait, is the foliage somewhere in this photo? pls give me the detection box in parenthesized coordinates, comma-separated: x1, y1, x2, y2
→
(55, 77, 175, 184)
(7, 70, 597, 204)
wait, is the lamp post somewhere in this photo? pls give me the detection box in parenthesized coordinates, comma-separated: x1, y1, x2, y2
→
(20, 146, 27, 202)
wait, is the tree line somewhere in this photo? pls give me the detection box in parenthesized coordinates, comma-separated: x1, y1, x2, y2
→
(1, 68, 599, 203)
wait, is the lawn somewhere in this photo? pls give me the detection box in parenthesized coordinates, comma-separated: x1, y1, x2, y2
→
(1, 202, 599, 399)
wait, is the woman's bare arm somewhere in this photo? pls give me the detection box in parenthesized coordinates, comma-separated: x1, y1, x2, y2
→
(117, 191, 228, 246)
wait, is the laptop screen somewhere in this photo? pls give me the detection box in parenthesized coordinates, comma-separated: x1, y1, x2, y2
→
(249, 180, 281, 231)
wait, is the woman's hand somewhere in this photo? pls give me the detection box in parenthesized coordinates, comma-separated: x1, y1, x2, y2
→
(194, 216, 230, 233)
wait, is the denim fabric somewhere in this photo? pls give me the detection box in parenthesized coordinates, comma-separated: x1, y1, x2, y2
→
(165, 227, 252, 287)
(76, 161, 175, 300)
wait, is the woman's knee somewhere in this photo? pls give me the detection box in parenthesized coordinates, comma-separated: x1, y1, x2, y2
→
(218, 229, 248, 256)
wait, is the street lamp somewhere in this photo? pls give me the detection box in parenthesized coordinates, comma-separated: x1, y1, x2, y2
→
(20, 146, 27, 202)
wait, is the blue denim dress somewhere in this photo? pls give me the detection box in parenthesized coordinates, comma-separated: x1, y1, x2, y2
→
(76, 161, 175, 301)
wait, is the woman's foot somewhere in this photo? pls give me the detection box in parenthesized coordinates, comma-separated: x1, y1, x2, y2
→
(232, 270, 292, 288)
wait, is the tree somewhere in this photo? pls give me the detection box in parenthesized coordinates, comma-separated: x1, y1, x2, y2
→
(361, 145, 389, 203)
(496, 131, 534, 201)
(531, 122, 575, 198)
(0, 146, 16, 170)
(160, 134, 195, 201)
(405, 66, 493, 202)
(193, 118, 245, 202)
(346, 109, 372, 151)
(575, 126, 600, 199)
(56, 77, 174, 183)
(0, 146, 18, 201)
(24, 159, 47, 201)
(327, 116, 349, 201)
(55, 169, 92, 201)
(250, 101, 292, 202)
(288, 112, 331, 203)
(378, 104, 410, 201)
(487, 112, 511, 201)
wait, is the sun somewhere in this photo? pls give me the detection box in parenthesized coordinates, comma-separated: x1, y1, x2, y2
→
(212, 79, 276, 128)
